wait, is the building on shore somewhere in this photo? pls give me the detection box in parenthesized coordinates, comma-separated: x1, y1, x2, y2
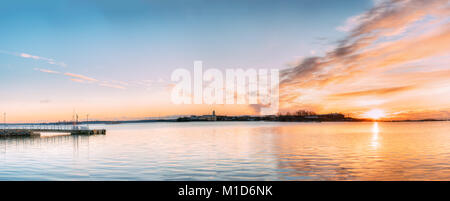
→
(177, 111, 353, 122)
(182, 110, 217, 121)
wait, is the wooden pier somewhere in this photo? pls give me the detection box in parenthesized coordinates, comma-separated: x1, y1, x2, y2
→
(0, 128, 106, 137)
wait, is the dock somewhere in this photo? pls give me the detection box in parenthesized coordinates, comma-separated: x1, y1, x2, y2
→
(0, 125, 106, 137)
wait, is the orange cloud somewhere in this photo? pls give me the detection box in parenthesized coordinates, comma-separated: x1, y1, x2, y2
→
(329, 86, 416, 98)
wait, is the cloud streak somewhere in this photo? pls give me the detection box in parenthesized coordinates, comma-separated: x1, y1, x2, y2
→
(34, 68, 60, 74)
(19, 52, 67, 67)
(329, 86, 415, 98)
(0, 50, 67, 67)
(35, 68, 129, 90)
(64, 72, 98, 82)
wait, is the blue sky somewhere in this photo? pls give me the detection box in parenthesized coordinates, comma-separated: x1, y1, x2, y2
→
(0, 0, 371, 78)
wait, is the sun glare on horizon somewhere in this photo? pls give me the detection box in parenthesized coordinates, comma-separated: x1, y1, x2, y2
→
(364, 109, 386, 120)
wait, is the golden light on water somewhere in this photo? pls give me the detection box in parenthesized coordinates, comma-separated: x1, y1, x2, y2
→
(371, 122, 379, 149)
(364, 109, 386, 120)
(372, 122, 379, 134)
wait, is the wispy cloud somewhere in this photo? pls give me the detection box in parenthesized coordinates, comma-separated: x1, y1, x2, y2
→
(99, 83, 126, 89)
(64, 72, 98, 82)
(329, 86, 416, 98)
(336, 13, 367, 32)
(35, 68, 129, 90)
(64, 73, 128, 89)
(34, 68, 60, 74)
(0, 50, 67, 67)
(19, 52, 66, 67)
(69, 78, 87, 83)
(24, 50, 132, 90)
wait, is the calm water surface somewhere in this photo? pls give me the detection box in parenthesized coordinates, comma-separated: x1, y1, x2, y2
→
(0, 121, 449, 180)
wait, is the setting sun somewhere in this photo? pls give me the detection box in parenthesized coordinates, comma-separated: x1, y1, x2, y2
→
(364, 109, 386, 120)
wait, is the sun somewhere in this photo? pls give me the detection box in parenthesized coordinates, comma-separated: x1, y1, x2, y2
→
(364, 109, 386, 120)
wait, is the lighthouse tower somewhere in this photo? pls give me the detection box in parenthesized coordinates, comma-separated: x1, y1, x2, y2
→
(212, 110, 217, 121)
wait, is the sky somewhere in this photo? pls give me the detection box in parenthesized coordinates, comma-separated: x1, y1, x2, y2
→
(0, 0, 449, 122)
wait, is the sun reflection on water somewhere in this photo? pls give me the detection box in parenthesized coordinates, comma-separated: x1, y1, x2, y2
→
(371, 122, 379, 148)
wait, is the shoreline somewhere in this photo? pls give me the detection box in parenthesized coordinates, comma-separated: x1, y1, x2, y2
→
(1, 119, 448, 126)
